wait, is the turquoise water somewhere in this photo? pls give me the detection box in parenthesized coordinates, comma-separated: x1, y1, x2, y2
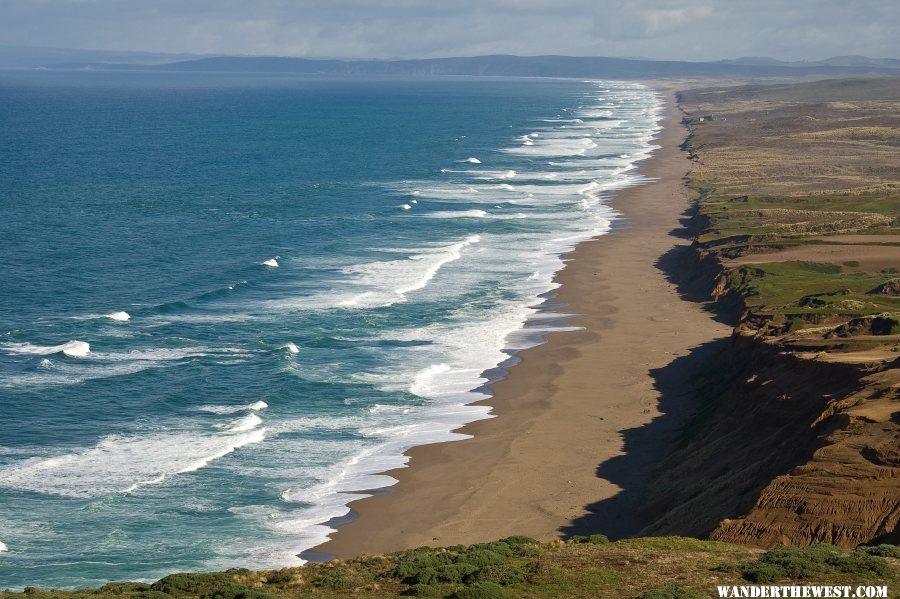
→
(0, 72, 661, 588)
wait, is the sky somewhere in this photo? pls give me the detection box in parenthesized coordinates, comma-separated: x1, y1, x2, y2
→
(1, 0, 897, 62)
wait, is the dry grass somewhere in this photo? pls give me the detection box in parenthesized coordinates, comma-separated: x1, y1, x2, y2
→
(680, 78, 900, 354)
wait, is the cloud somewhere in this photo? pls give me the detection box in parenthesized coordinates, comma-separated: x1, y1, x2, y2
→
(591, 1, 715, 42)
(0, 0, 896, 61)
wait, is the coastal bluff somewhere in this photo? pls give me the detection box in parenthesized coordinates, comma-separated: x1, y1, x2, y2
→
(637, 78, 899, 549)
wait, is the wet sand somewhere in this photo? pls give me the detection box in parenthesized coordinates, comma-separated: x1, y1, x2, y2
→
(312, 93, 731, 558)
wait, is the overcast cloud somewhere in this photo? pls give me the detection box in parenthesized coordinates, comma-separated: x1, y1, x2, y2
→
(1, 0, 897, 61)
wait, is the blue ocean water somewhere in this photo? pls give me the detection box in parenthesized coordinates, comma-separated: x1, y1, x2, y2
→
(0, 72, 661, 588)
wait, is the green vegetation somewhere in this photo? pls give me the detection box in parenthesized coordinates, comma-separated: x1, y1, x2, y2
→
(726, 261, 900, 315)
(637, 586, 709, 599)
(3, 538, 897, 599)
(681, 78, 900, 351)
(740, 545, 893, 583)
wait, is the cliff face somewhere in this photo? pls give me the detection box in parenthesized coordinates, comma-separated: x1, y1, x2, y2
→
(709, 364, 899, 547)
(639, 335, 898, 548)
(640, 79, 900, 549)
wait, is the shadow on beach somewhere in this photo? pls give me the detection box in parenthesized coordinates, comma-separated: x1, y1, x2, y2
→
(559, 337, 729, 540)
(560, 201, 732, 540)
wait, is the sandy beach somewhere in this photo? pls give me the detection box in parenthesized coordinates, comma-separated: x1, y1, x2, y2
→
(313, 92, 732, 559)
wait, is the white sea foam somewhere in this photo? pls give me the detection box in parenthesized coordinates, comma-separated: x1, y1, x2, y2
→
(400, 203, 412, 210)
(469, 169, 515, 180)
(2, 346, 252, 389)
(369, 404, 413, 415)
(269, 299, 584, 560)
(265, 409, 486, 561)
(281, 342, 300, 354)
(463, 156, 481, 164)
(262, 257, 279, 268)
(421, 209, 527, 220)
(227, 413, 264, 433)
(265, 235, 483, 311)
(392, 235, 480, 295)
(2, 362, 163, 389)
(0, 426, 265, 498)
(504, 136, 597, 157)
(2, 340, 90, 358)
(422, 209, 488, 218)
(105, 311, 131, 321)
(92, 347, 249, 362)
(195, 401, 268, 414)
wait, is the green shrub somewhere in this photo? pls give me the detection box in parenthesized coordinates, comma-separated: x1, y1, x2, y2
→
(204, 583, 274, 599)
(411, 568, 437, 585)
(405, 583, 441, 597)
(710, 562, 741, 574)
(787, 317, 805, 332)
(392, 561, 423, 580)
(392, 552, 456, 580)
(451, 581, 506, 599)
(151, 573, 270, 598)
(151, 573, 213, 595)
(637, 584, 709, 599)
(742, 544, 893, 582)
(637, 584, 707, 598)
(743, 563, 787, 583)
(860, 544, 900, 558)
(456, 549, 505, 568)
(830, 552, 891, 577)
(434, 564, 479, 583)
(315, 566, 358, 590)
(469, 542, 514, 557)
(469, 564, 526, 586)
(568, 534, 610, 545)
(568, 535, 588, 543)
(501, 536, 539, 546)
(261, 569, 294, 584)
(361, 555, 387, 567)
(98, 582, 153, 593)
(510, 544, 542, 557)
(755, 546, 831, 578)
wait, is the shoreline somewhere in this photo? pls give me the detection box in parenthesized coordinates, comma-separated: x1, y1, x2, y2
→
(311, 92, 731, 558)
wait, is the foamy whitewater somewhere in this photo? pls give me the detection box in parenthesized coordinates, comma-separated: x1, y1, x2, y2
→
(0, 74, 661, 588)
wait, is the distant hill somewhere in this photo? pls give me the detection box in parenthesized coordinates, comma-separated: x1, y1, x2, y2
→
(719, 55, 900, 69)
(150, 54, 900, 79)
(3, 47, 898, 79)
(0, 45, 206, 68)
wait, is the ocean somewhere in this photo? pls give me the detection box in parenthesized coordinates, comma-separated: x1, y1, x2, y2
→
(0, 72, 661, 588)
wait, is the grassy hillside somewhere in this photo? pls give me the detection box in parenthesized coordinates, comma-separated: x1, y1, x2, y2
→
(679, 78, 900, 345)
(3, 537, 898, 598)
